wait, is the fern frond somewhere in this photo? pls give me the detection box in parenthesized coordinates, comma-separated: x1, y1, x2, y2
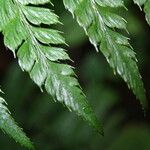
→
(63, 0, 147, 110)
(133, 0, 150, 25)
(0, 89, 34, 149)
(0, 0, 103, 136)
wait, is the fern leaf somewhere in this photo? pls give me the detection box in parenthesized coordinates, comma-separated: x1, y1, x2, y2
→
(133, 0, 150, 25)
(0, 89, 34, 149)
(0, 0, 103, 135)
(63, 0, 147, 110)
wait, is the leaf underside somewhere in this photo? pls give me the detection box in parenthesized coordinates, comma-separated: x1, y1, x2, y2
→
(63, 0, 147, 110)
(0, 89, 34, 149)
(0, 0, 103, 147)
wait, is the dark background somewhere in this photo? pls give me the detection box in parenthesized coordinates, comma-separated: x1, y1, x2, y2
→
(0, 1, 150, 150)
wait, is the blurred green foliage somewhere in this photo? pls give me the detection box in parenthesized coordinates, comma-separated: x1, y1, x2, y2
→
(0, 1, 150, 150)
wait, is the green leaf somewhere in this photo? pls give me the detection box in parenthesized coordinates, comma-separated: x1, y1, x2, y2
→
(0, 0, 16, 31)
(133, 0, 150, 25)
(22, 6, 59, 25)
(144, 1, 150, 25)
(63, 0, 147, 110)
(133, 0, 147, 6)
(17, 0, 50, 5)
(3, 16, 26, 53)
(32, 27, 66, 44)
(95, 0, 124, 7)
(0, 89, 34, 149)
(0, 0, 103, 139)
